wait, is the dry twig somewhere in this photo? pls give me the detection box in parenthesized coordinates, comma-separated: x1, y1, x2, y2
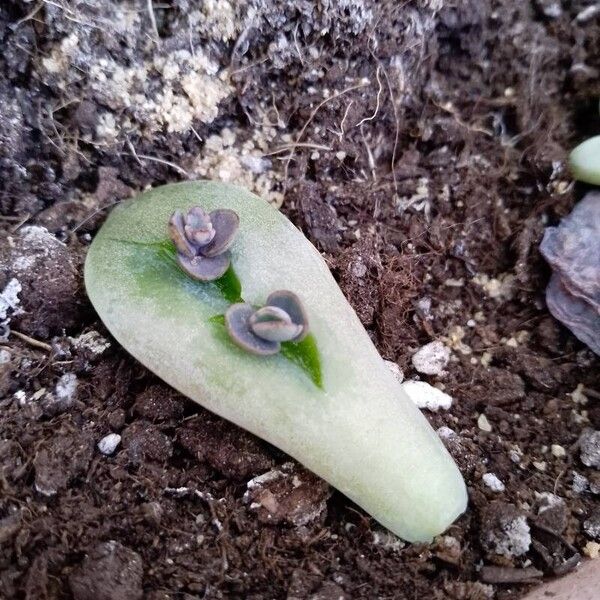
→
(10, 331, 53, 353)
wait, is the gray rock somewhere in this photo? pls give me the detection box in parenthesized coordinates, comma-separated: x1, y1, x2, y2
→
(580, 429, 600, 469)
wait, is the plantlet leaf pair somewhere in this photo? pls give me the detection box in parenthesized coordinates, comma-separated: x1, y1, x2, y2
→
(168, 206, 315, 367)
(225, 290, 308, 356)
(169, 206, 239, 281)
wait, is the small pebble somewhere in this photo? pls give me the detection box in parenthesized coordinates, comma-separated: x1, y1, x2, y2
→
(437, 426, 457, 440)
(572, 471, 589, 494)
(482, 473, 505, 492)
(402, 381, 453, 411)
(551, 444, 566, 458)
(571, 383, 588, 405)
(535, 0, 562, 18)
(478, 414, 492, 432)
(509, 447, 523, 464)
(584, 509, 600, 540)
(411, 341, 450, 376)
(583, 541, 600, 559)
(55, 373, 78, 402)
(384, 360, 404, 383)
(97, 433, 121, 455)
(580, 429, 600, 469)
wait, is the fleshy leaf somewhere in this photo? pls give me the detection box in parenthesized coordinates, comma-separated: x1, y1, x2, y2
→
(250, 305, 302, 342)
(86, 181, 466, 542)
(569, 135, 600, 185)
(177, 251, 230, 282)
(266, 290, 309, 341)
(168, 210, 195, 257)
(202, 209, 240, 257)
(225, 304, 281, 356)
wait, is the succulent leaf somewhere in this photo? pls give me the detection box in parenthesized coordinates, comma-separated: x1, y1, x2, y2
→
(225, 303, 281, 355)
(85, 181, 467, 542)
(168, 210, 196, 257)
(184, 206, 216, 246)
(569, 135, 600, 185)
(250, 305, 303, 342)
(177, 251, 230, 281)
(202, 209, 240, 257)
(266, 290, 309, 341)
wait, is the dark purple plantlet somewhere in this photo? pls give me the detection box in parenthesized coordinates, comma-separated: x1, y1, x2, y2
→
(225, 291, 309, 356)
(168, 207, 239, 281)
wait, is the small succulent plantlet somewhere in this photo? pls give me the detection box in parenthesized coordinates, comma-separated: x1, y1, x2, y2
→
(168, 206, 239, 281)
(226, 291, 308, 355)
(85, 181, 467, 542)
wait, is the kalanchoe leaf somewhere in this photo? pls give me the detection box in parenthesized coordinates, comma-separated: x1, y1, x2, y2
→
(266, 290, 309, 341)
(177, 251, 230, 282)
(87, 181, 467, 543)
(184, 206, 216, 246)
(201, 209, 240, 257)
(225, 303, 280, 356)
(168, 210, 196, 258)
(250, 305, 303, 342)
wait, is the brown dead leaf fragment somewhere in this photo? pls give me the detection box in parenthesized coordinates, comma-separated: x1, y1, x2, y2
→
(541, 193, 600, 355)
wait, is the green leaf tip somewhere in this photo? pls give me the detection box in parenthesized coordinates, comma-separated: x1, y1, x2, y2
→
(569, 135, 600, 185)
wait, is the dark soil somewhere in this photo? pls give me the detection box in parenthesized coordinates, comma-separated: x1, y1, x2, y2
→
(1, 1, 600, 599)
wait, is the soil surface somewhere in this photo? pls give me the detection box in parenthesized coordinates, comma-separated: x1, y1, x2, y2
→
(1, 1, 600, 599)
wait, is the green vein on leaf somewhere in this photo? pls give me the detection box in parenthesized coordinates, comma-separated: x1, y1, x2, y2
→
(110, 238, 243, 303)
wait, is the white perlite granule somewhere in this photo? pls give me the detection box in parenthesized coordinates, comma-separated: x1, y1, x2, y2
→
(584, 511, 600, 540)
(478, 414, 492, 432)
(572, 471, 589, 494)
(98, 433, 121, 456)
(0, 278, 22, 339)
(402, 381, 453, 411)
(384, 360, 404, 383)
(411, 341, 450, 375)
(580, 429, 600, 469)
(437, 426, 457, 441)
(482, 473, 505, 492)
(488, 515, 531, 557)
(55, 373, 78, 402)
(70, 331, 111, 358)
